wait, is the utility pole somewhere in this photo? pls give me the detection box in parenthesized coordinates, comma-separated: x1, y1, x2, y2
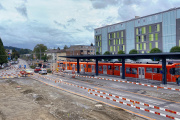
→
(40, 48, 41, 60)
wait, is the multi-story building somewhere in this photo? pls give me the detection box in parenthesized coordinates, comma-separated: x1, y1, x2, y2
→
(45, 49, 66, 62)
(66, 45, 95, 61)
(95, 7, 180, 54)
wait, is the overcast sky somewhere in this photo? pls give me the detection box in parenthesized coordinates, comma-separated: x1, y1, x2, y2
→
(0, 0, 180, 50)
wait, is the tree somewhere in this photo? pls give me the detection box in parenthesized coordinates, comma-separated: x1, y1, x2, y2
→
(33, 44, 47, 60)
(129, 49, 138, 61)
(64, 45, 68, 49)
(150, 48, 162, 61)
(170, 46, 180, 53)
(57, 47, 60, 50)
(96, 51, 100, 55)
(150, 48, 162, 53)
(90, 43, 93, 46)
(117, 50, 125, 62)
(103, 51, 111, 61)
(11, 49, 20, 60)
(19, 49, 32, 54)
(0, 38, 7, 65)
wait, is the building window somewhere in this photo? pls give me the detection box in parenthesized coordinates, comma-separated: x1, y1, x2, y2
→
(119, 39, 120, 44)
(141, 35, 144, 42)
(144, 43, 146, 50)
(149, 34, 154, 41)
(157, 24, 160, 32)
(136, 36, 139, 42)
(117, 32, 119, 38)
(121, 38, 123, 44)
(144, 35, 146, 41)
(149, 43, 152, 50)
(136, 28, 138, 35)
(155, 33, 158, 40)
(139, 36, 141, 42)
(136, 44, 139, 50)
(179, 40, 180, 47)
(149, 26, 152, 33)
(116, 39, 118, 45)
(117, 46, 119, 51)
(155, 42, 158, 48)
(138, 28, 142, 34)
(142, 51, 144, 53)
(121, 31, 123, 37)
(123, 45, 125, 51)
(110, 46, 113, 52)
(140, 43, 142, 50)
(142, 27, 146, 34)
(114, 33, 116, 38)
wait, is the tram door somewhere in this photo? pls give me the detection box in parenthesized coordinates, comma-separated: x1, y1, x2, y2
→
(66, 63, 67, 70)
(81, 64, 84, 72)
(92, 65, 95, 73)
(103, 65, 107, 74)
(120, 66, 122, 76)
(138, 67, 145, 79)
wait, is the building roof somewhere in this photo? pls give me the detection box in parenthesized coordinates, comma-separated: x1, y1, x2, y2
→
(46, 49, 66, 53)
(95, 7, 180, 30)
(59, 52, 180, 59)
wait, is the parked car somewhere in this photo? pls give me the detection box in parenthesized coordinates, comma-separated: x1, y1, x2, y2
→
(39, 69, 47, 75)
(34, 67, 41, 73)
(25, 69, 34, 75)
(20, 69, 34, 75)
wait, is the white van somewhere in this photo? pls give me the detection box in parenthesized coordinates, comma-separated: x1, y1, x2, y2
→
(39, 69, 47, 75)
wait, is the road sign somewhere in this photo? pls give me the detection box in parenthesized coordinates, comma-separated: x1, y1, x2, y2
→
(24, 65, 26, 69)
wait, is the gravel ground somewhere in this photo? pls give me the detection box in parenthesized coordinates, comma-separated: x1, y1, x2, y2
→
(0, 78, 146, 120)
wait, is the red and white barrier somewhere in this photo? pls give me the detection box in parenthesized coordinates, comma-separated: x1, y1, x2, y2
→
(57, 72, 180, 92)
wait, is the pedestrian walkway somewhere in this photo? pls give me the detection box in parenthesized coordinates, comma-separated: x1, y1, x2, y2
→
(60, 70, 180, 90)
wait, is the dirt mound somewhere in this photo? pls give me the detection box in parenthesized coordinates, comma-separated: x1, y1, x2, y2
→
(22, 89, 34, 94)
(0, 111, 6, 120)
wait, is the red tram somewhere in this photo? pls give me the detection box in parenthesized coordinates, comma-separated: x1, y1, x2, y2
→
(57, 61, 180, 82)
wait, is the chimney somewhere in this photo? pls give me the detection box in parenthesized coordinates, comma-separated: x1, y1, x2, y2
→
(135, 16, 140, 18)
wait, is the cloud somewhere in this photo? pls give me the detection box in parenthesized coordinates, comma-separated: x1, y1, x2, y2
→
(0, 3, 5, 10)
(84, 25, 96, 32)
(67, 18, 76, 23)
(54, 20, 66, 29)
(15, 4, 28, 18)
(91, 0, 119, 9)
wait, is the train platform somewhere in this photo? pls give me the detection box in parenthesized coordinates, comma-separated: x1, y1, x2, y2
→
(59, 70, 180, 90)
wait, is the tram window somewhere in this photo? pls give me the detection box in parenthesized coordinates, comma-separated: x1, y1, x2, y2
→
(108, 66, 111, 70)
(175, 68, 180, 75)
(170, 68, 175, 75)
(146, 68, 152, 73)
(76, 65, 77, 68)
(63, 64, 65, 67)
(126, 68, 131, 74)
(99, 66, 102, 71)
(132, 68, 137, 74)
(71, 64, 72, 66)
(88, 65, 91, 68)
(84, 65, 86, 68)
(67, 64, 69, 66)
(153, 68, 160, 73)
(115, 66, 119, 70)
